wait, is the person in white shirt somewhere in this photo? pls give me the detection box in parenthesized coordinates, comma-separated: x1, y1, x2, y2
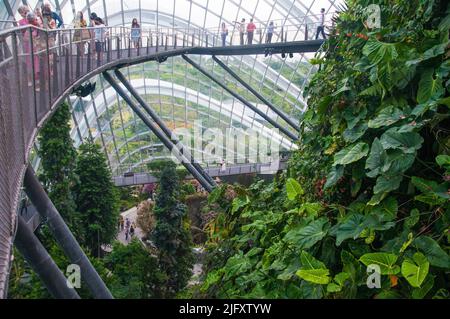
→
(234, 18, 246, 45)
(315, 8, 327, 39)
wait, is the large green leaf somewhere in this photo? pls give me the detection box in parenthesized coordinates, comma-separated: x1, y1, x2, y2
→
(384, 150, 415, 174)
(365, 138, 387, 178)
(380, 130, 424, 154)
(411, 176, 450, 204)
(368, 106, 404, 129)
(436, 155, 450, 168)
(417, 68, 444, 104)
(296, 251, 331, 285)
(324, 165, 344, 188)
(343, 123, 368, 143)
(373, 174, 403, 194)
(334, 142, 369, 166)
(284, 218, 329, 249)
(412, 275, 435, 299)
(401, 252, 429, 288)
(404, 208, 420, 229)
(359, 252, 400, 275)
(414, 236, 450, 268)
(286, 178, 304, 201)
(406, 42, 449, 66)
(332, 214, 366, 246)
(370, 197, 398, 222)
(363, 39, 398, 65)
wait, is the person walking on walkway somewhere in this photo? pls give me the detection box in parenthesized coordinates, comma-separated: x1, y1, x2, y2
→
(234, 18, 246, 45)
(131, 18, 141, 49)
(315, 8, 327, 39)
(266, 21, 275, 43)
(93, 17, 106, 65)
(73, 11, 89, 55)
(247, 19, 256, 44)
(129, 225, 135, 238)
(220, 22, 228, 46)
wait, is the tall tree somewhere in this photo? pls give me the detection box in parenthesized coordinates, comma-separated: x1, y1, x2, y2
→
(105, 240, 166, 298)
(37, 102, 79, 231)
(152, 162, 194, 297)
(74, 139, 119, 257)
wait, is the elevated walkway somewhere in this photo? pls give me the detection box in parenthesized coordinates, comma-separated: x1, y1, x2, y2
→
(114, 160, 288, 187)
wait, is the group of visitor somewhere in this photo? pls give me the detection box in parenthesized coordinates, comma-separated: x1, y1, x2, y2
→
(220, 18, 274, 46)
(17, 2, 62, 89)
(119, 216, 135, 241)
(219, 9, 327, 47)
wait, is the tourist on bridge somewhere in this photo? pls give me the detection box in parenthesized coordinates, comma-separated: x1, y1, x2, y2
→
(43, 2, 64, 28)
(131, 18, 141, 49)
(315, 8, 327, 39)
(266, 21, 276, 43)
(93, 16, 107, 65)
(234, 18, 246, 45)
(73, 11, 90, 55)
(25, 12, 42, 89)
(17, 5, 30, 27)
(220, 22, 228, 46)
(247, 18, 256, 44)
(34, 7, 44, 27)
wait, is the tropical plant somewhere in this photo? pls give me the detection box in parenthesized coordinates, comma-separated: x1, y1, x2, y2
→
(152, 162, 195, 297)
(74, 139, 120, 257)
(200, 0, 450, 299)
(37, 102, 80, 231)
(105, 240, 166, 298)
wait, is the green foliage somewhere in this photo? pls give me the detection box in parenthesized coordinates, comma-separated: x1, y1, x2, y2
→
(152, 164, 194, 297)
(74, 139, 120, 257)
(105, 240, 166, 298)
(199, 0, 450, 299)
(37, 102, 80, 232)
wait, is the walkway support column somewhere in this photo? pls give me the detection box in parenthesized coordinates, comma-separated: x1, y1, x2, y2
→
(113, 69, 216, 188)
(14, 216, 80, 299)
(182, 55, 298, 141)
(102, 71, 215, 193)
(212, 56, 300, 132)
(23, 166, 113, 299)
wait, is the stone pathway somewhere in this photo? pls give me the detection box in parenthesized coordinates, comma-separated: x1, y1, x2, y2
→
(117, 206, 145, 245)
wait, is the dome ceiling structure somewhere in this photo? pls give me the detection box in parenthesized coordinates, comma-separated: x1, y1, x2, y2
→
(3, 0, 342, 174)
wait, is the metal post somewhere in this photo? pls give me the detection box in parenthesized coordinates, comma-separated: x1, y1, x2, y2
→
(102, 71, 215, 192)
(212, 56, 300, 132)
(23, 166, 113, 299)
(14, 216, 80, 299)
(114, 69, 217, 188)
(182, 55, 298, 141)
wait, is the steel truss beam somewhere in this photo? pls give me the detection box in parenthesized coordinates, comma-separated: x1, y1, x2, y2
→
(23, 166, 113, 299)
(212, 56, 300, 132)
(181, 55, 298, 141)
(14, 216, 80, 299)
(114, 69, 217, 188)
(102, 71, 215, 193)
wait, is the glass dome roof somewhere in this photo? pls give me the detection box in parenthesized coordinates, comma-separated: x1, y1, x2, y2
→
(2, 0, 343, 175)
